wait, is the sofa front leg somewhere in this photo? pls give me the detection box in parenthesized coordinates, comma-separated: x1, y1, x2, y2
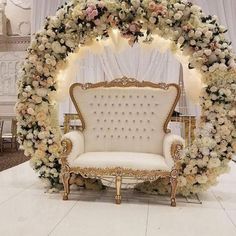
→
(115, 176, 122, 204)
(62, 170, 71, 200)
(170, 169, 178, 207)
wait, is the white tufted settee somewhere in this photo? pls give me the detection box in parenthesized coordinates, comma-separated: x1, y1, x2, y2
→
(61, 77, 184, 206)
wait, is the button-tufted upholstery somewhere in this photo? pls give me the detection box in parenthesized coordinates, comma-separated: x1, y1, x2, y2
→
(61, 78, 185, 206)
(71, 86, 178, 155)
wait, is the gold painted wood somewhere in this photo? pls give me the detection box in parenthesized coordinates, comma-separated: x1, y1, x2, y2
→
(69, 77, 181, 133)
(61, 77, 184, 206)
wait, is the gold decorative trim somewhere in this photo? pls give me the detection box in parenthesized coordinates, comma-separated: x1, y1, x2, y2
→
(69, 77, 181, 133)
(70, 166, 170, 181)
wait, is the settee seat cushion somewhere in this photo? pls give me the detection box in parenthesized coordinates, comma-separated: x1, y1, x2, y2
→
(69, 152, 171, 171)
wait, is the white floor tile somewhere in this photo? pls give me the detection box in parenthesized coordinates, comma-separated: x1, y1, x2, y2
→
(226, 210, 236, 228)
(0, 162, 37, 188)
(211, 182, 236, 210)
(0, 187, 77, 236)
(146, 206, 236, 236)
(50, 201, 148, 236)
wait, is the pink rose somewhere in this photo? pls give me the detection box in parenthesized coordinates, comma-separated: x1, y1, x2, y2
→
(129, 24, 137, 32)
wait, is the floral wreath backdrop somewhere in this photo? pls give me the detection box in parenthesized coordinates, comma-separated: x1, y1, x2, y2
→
(16, 0, 236, 195)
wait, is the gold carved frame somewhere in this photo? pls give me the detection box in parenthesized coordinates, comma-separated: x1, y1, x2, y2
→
(61, 77, 183, 206)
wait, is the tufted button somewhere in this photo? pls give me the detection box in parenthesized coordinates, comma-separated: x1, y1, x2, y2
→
(125, 103, 128, 106)
(144, 95, 147, 98)
(133, 104, 136, 107)
(129, 128, 131, 131)
(111, 120, 114, 123)
(144, 112, 147, 115)
(100, 127, 103, 130)
(112, 104, 114, 107)
(137, 95, 139, 98)
(136, 112, 139, 115)
(122, 112, 125, 115)
(104, 135, 106, 138)
(140, 120, 143, 123)
(139, 136, 142, 139)
(152, 128, 155, 131)
(147, 136, 150, 139)
(115, 127, 118, 131)
(97, 135, 99, 138)
(140, 104, 143, 107)
(152, 95, 154, 98)
(125, 120, 128, 123)
(108, 95, 111, 98)
(107, 128, 110, 130)
(94, 111, 97, 114)
(98, 104, 100, 107)
(155, 104, 158, 106)
(115, 95, 118, 98)
(125, 136, 128, 139)
(111, 135, 113, 138)
(132, 136, 135, 139)
(152, 112, 154, 115)
(118, 104, 121, 107)
(118, 135, 120, 138)
(104, 103, 107, 107)
(104, 119, 107, 122)
(147, 120, 150, 123)
(122, 128, 124, 131)
(101, 95, 104, 98)
(133, 120, 135, 123)
(94, 95, 97, 98)
(136, 128, 139, 131)
(118, 120, 121, 123)
(97, 119, 100, 122)
(115, 112, 118, 115)
(122, 95, 125, 98)
(93, 128, 96, 130)
(129, 112, 132, 115)
(143, 128, 146, 132)
(101, 111, 104, 115)
(108, 111, 110, 115)
(148, 104, 150, 107)
(129, 95, 132, 98)
(90, 103, 93, 106)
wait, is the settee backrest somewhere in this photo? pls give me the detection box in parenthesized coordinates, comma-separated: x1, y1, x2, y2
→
(70, 78, 180, 155)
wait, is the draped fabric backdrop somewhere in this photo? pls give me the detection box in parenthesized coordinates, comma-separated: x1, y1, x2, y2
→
(31, 0, 236, 124)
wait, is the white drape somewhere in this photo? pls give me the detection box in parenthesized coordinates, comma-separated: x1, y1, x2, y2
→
(31, 0, 236, 123)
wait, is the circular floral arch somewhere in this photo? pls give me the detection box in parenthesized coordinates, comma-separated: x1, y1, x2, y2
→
(17, 0, 236, 195)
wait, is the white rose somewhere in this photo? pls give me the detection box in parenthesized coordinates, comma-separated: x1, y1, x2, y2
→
(196, 175, 208, 184)
(178, 36, 185, 45)
(204, 49, 212, 56)
(205, 31, 213, 38)
(208, 158, 221, 168)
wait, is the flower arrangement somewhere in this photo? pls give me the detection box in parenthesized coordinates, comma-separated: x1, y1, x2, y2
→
(16, 0, 236, 195)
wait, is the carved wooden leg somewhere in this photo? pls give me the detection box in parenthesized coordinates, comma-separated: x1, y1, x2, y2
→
(115, 176, 122, 204)
(170, 169, 178, 207)
(62, 171, 71, 200)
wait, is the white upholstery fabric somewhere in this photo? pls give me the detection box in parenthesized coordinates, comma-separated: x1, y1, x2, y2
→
(62, 131, 85, 164)
(70, 152, 171, 171)
(163, 134, 185, 168)
(72, 86, 178, 154)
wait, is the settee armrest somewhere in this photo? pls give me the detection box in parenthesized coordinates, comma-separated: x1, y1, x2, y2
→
(163, 134, 185, 169)
(61, 131, 85, 165)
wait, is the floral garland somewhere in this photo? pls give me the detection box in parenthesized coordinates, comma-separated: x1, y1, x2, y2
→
(16, 0, 236, 195)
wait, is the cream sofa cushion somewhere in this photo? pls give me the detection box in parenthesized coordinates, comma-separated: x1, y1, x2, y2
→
(71, 86, 178, 155)
(69, 152, 171, 171)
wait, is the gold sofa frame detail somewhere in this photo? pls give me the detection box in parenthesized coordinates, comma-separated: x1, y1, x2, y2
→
(61, 77, 183, 206)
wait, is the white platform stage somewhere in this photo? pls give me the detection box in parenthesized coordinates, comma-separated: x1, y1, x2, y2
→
(0, 161, 236, 236)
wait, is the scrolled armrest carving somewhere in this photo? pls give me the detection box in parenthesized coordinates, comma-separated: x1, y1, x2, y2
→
(61, 138, 73, 168)
(171, 142, 184, 162)
(61, 138, 73, 155)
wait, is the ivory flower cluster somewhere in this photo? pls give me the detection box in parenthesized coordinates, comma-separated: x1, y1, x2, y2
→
(16, 0, 236, 195)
